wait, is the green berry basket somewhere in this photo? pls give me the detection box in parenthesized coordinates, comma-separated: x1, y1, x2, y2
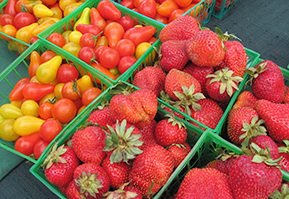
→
(37, 0, 164, 85)
(125, 40, 260, 136)
(29, 81, 203, 199)
(155, 130, 289, 198)
(0, 39, 113, 164)
(213, 0, 238, 19)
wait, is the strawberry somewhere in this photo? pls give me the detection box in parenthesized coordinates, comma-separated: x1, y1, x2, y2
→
(285, 88, 289, 103)
(159, 15, 200, 42)
(186, 30, 225, 67)
(176, 168, 233, 199)
(247, 60, 285, 103)
(228, 155, 282, 199)
(167, 143, 191, 168)
(190, 98, 223, 129)
(155, 116, 187, 147)
(132, 66, 166, 97)
(66, 181, 81, 199)
(278, 140, 289, 172)
(165, 69, 202, 101)
(255, 99, 289, 142)
(270, 183, 289, 199)
(44, 145, 79, 187)
(160, 40, 188, 72)
(139, 120, 157, 146)
(103, 183, 142, 199)
(129, 145, 174, 196)
(71, 126, 106, 164)
(183, 62, 214, 96)
(233, 91, 258, 109)
(73, 163, 110, 199)
(219, 41, 247, 77)
(102, 156, 131, 189)
(103, 120, 144, 163)
(206, 157, 236, 176)
(123, 186, 142, 199)
(109, 89, 158, 128)
(206, 68, 243, 102)
(250, 135, 280, 160)
(88, 107, 115, 127)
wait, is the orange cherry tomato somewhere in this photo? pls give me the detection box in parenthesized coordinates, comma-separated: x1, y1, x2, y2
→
(169, 9, 185, 22)
(174, 0, 192, 8)
(81, 87, 102, 106)
(28, 51, 41, 77)
(2, 24, 17, 39)
(62, 81, 81, 101)
(104, 22, 125, 48)
(157, 0, 179, 17)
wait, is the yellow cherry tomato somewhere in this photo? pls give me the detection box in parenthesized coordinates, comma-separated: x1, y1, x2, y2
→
(37, 17, 59, 25)
(77, 75, 93, 94)
(39, 93, 55, 104)
(10, 100, 22, 108)
(21, 100, 39, 117)
(13, 116, 44, 136)
(135, 42, 156, 65)
(33, 4, 54, 18)
(64, 2, 82, 17)
(51, 7, 63, 19)
(0, 104, 23, 119)
(0, 114, 4, 124)
(73, 7, 90, 30)
(54, 83, 64, 99)
(62, 42, 81, 57)
(32, 20, 56, 36)
(59, 0, 77, 11)
(30, 76, 40, 83)
(36, 55, 62, 84)
(62, 30, 72, 43)
(0, 119, 19, 141)
(96, 36, 108, 46)
(16, 23, 38, 43)
(68, 31, 82, 44)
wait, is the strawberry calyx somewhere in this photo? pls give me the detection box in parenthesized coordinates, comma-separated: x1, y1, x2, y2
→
(165, 114, 186, 129)
(206, 68, 243, 97)
(239, 116, 267, 147)
(42, 144, 67, 169)
(215, 27, 241, 42)
(215, 148, 239, 161)
(278, 140, 289, 154)
(103, 183, 138, 199)
(245, 62, 268, 83)
(173, 84, 206, 116)
(76, 121, 107, 131)
(167, 143, 187, 150)
(109, 83, 136, 96)
(103, 120, 144, 164)
(270, 183, 289, 199)
(75, 171, 103, 198)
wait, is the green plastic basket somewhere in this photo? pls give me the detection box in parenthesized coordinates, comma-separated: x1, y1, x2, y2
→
(0, 39, 113, 163)
(182, 0, 216, 26)
(126, 41, 260, 136)
(38, 0, 163, 85)
(156, 130, 289, 198)
(213, 0, 238, 19)
(30, 81, 203, 199)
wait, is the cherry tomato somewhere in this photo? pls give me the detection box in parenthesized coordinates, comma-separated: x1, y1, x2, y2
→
(0, 14, 14, 26)
(73, 98, 83, 111)
(39, 119, 63, 142)
(121, 0, 134, 8)
(115, 39, 135, 58)
(123, 26, 156, 46)
(138, 0, 157, 18)
(15, 132, 40, 156)
(40, 50, 56, 63)
(52, 98, 77, 124)
(39, 101, 53, 120)
(157, 0, 178, 17)
(47, 32, 66, 47)
(80, 33, 97, 48)
(42, 0, 57, 6)
(94, 45, 109, 61)
(78, 47, 96, 64)
(9, 78, 30, 101)
(155, 13, 168, 24)
(76, 24, 101, 36)
(118, 16, 134, 31)
(133, 0, 142, 7)
(54, 83, 64, 99)
(97, 0, 121, 20)
(81, 87, 102, 106)
(99, 47, 120, 69)
(13, 12, 36, 29)
(118, 56, 137, 74)
(169, 9, 185, 22)
(56, 64, 79, 83)
(29, 36, 39, 44)
(2, 24, 17, 38)
(62, 81, 80, 100)
(33, 139, 49, 159)
(23, 83, 55, 101)
(90, 63, 117, 83)
(62, 42, 81, 57)
(104, 22, 124, 48)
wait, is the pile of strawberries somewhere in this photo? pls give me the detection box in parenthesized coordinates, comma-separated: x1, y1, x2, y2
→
(132, 15, 247, 130)
(43, 85, 193, 198)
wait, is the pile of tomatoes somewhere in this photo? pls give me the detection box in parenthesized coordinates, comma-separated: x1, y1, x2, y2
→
(0, 0, 85, 45)
(118, 0, 213, 24)
(46, 0, 157, 81)
(0, 49, 104, 159)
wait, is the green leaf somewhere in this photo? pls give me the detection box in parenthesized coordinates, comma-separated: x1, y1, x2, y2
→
(124, 126, 134, 140)
(251, 155, 264, 163)
(220, 83, 226, 94)
(111, 149, 123, 163)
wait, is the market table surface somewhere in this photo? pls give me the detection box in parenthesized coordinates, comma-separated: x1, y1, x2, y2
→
(0, 0, 289, 198)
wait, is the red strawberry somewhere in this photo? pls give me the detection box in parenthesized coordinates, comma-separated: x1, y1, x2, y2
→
(219, 41, 247, 77)
(233, 91, 258, 109)
(165, 69, 202, 101)
(103, 183, 142, 199)
(88, 107, 115, 127)
(73, 163, 110, 199)
(102, 156, 131, 189)
(278, 141, 289, 172)
(284, 88, 289, 103)
(190, 99, 223, 129)
(206, 68, 243, 102)
(162, 105, 185, 119)
(159, 15, 200, 42)
(255, 99, 289, 142)
(228, 155, 282, 199)
(168, 143, 191, 168)
(139, 120, 157, 146)
(71, 126, 106, 164)
(250, 135, 280, 159)
(124, 186, 142, 199)
(132, 66, 166, 97)
(103, 120, 144, 163)
(155, 116, 187, 147)
(109, 89, 158, 128)
(129, 145, 174, 196)
(183, 62, 214, 96)
(247, 60, 285, 103)
(66, 181, 82, 199)
(176, 168, 233, 199)
(44, 145, 79, 187)
(206, 157, 236, 175)
(160, 40, 188, 72)
(186, 30, 225, 67)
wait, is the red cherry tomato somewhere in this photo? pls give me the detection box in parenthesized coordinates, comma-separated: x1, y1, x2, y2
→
(0, 14, 14, 26)
(23, 83, 55, 101)
(80, 33, 97, 48)
(81, 87, 102, 106)
(40, 51, 57, 63)
(138, 0, 157, 18)
(39, 101, 54, 120)
(15, 132, 40, 156)
(94, 45, 109, 61)
(115, 39, 135, 57)
(52, 98, 77, 124)
(33, 139, 49, 160)
(39, 120, 63, 142)
(97, 0, 121, 20)
(56, 64, 79, 83)
(9, 78, 30, 101)
(13, 12, 36, 29)
(62, 82, 81, 101)
(120, 0, 134, 9)
(123, 26, 156, 46)
(99, 47, 120, 69)
(118, 15, 134, 31)
(47, 33, 66, 48)
(42, 0, 57, 6)
(118, 56, 137, 74)
(30, 36, 39, 44)
(78, 47, 96, 64)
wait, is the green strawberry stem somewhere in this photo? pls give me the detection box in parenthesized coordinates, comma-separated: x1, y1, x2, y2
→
(278, 140, 289, 153)
(103, 183, 138, 199)
(42, 144, 67, 169)
(164, 114, 186, 129)
(75, 171, 103, 198)
(270, 184, 289, 199)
